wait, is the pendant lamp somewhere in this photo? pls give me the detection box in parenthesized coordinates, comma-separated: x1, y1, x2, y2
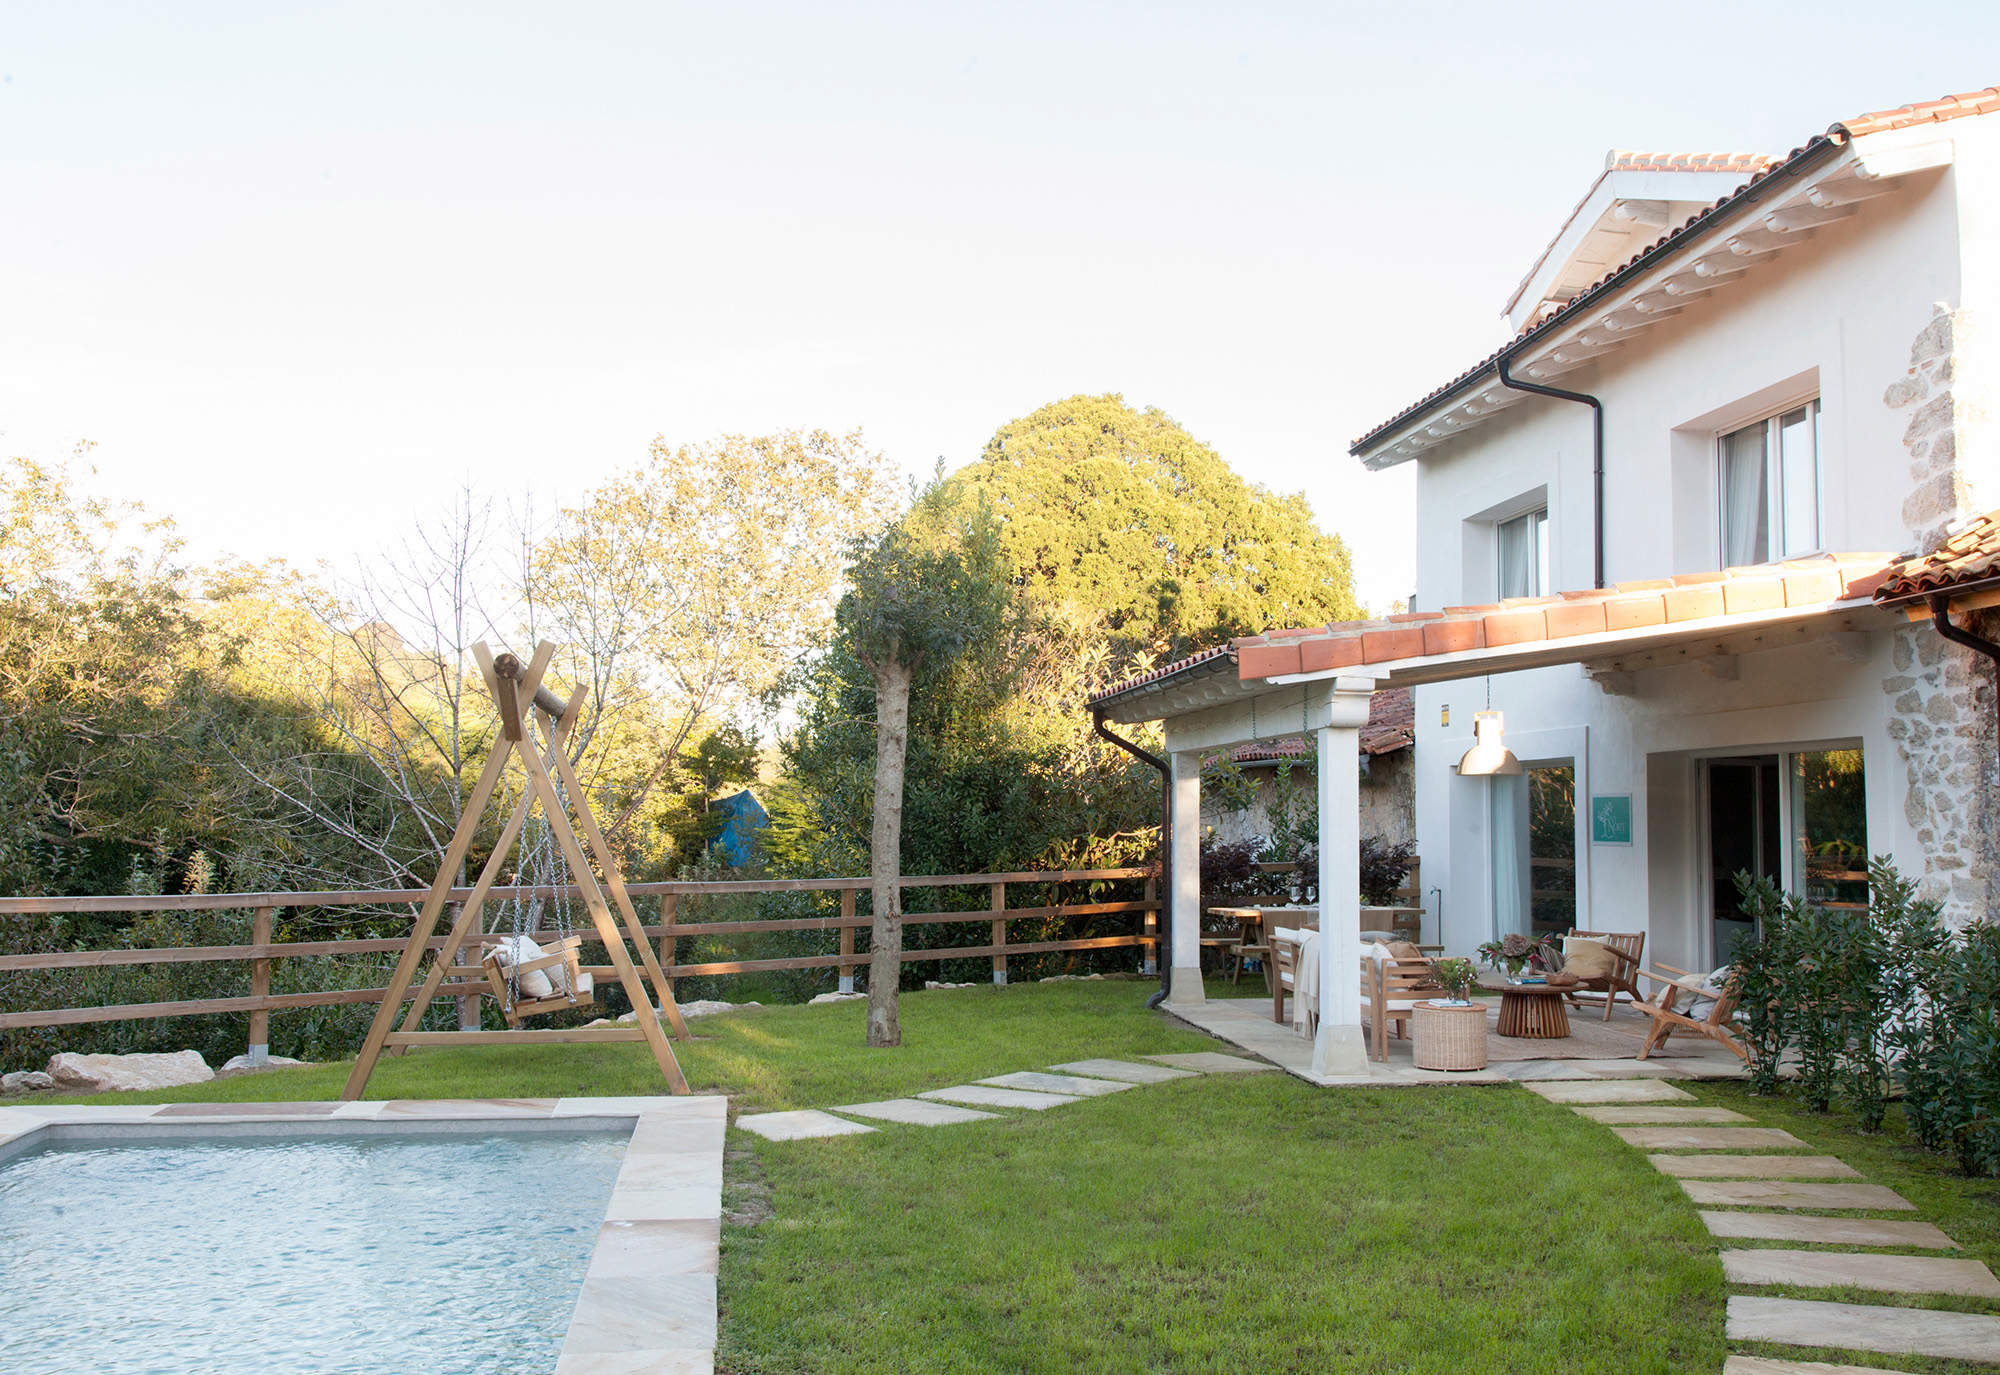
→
(1456, 709, 1522, 777)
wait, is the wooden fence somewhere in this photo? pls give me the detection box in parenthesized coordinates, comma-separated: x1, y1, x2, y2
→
(0, 869, 1159, 1058)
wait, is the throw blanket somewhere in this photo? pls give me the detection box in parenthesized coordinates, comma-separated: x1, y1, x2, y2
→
(1291, 929, 1319, 1038)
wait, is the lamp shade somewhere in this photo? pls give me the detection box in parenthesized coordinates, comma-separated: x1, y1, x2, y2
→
(1456, 709, 1522, 776)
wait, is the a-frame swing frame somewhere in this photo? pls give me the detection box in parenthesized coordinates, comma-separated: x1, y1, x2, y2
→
(341, 641, 692, 1100)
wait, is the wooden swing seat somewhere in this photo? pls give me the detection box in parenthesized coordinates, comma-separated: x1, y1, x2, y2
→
(477, 936, 597, 1027)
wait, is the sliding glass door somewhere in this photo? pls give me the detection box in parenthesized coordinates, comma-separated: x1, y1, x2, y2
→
(1701, 747, 1867, 964)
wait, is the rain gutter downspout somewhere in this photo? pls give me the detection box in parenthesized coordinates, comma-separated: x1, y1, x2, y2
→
(1497, 357, 1605, 590)
(1094, 709, 1173, 1008)
(1928, 595, 2000, 777)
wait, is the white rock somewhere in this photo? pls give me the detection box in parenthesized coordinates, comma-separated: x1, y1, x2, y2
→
(218, 1054, 308, 1075)
(1, 1071, 54, 1093)
(923, 980, 975, 991)
(808, 991, 866, 1005)
(676, 999, 761, 1018)
(46, 1050, 213, 1092)
(1041, 973, 1107, 983)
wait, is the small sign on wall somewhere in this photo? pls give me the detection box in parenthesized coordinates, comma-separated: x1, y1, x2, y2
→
(1591, 794, 1633, 846)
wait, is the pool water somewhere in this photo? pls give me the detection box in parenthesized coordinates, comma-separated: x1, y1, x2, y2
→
(0, 1128, 629, 1375)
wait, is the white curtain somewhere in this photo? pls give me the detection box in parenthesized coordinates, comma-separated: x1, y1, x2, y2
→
(1499, 516, 1533, 599)
(1721, 423, 1768, 566)
(1489, 774, 1529, 944)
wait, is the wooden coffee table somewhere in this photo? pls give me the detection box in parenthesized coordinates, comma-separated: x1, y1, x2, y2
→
(1495, 982, 1571, 1039)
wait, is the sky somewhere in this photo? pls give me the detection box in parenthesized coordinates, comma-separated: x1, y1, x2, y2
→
(5, 3, 1998, 614)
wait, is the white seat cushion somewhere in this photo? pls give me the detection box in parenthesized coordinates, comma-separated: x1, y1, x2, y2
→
(488, 936, 556, 998)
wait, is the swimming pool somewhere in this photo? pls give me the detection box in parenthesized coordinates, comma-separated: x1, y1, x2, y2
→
(0, 1127, 628, 1375)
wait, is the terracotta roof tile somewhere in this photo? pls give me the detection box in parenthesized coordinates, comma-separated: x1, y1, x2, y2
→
(1606, 150, 1775, 175)
(1876, 509, 2000, 601)
(1088, 551, 1900, 709)
(1352, 87, 2000, 457)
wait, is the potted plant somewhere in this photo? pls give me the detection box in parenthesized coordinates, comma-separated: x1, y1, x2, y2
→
(1414, 956, 1488, 1072)
(1477, 932, 1560, 983)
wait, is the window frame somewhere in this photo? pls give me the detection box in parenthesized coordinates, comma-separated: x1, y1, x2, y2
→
(1716, 398, 1824, 566)
(1496, 506, 1549, 599)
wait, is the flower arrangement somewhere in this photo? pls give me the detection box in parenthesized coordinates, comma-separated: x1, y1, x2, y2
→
(1426, 957, 1478, 1005)
(1476, 932, 1561, 980)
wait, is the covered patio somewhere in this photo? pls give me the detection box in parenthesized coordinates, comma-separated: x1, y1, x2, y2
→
(1088, 555, 1896, 1082)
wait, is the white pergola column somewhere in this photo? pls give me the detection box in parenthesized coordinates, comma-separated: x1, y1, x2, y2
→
(1312, 679, 1375, 1077)
(1167, 748, 1205, 1005)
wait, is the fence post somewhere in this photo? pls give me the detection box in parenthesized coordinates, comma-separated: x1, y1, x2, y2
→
(247, 905, 274, 1065)
(837, 888, 856, 994)
(657, 894, 678, 1002)
(990, 882, 1007, 985)
(1142, 875, 1158, 976)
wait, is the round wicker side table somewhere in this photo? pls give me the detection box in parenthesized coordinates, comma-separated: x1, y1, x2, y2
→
(1412, 1000, 1488, 1072)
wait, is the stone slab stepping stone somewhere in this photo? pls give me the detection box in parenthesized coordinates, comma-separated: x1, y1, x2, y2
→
(1142, 1052, 1274, 1073)
(919, 1085, 1078, 1110)
(1651, 1154, 1860, 1180)
(831, 1098, 1000, 1126)
(1049, 1058, 1196, 1084)
(1523, 1079, 1694, 1104)
(1682, 1180, 1915, 1211)
(1727, 1295, 2000, 1363)
(734, 1110, 876, 1142)
(1702, 1210, 1956, 1249)
(978, 1071, 1135, 1097)
(1574, 1105, 1749, 1124)
(1722, 1248, 2000, 1298)
(1612, 1126, 1807, 1150)
(1725, 1358, 1918, 1374)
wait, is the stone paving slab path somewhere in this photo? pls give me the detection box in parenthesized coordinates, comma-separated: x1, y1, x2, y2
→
(1721, 1248, 2000, 1298)
(1048, 1058, 1197, 1083)
(734, 1110, 876, 1142)
(1573, 1105, 1750, 1125)
(1701, 1211, 1958, 1249)
(1651, 1154, 1862, 1180)
(1681, 1180, 1916, 1211)
(1142, 1052, 1275, 1073)
(1523, 1079, 1695, 1104)
(919, 1085, 1078, 1110)
(1613, 1126, 1809, 1150)
(977, 1071, 1135, 1097)
(831, 1099, 1000, 1126)
(1724, 1358, 1915, 1374)
(1726, 1296, 2000, 1363)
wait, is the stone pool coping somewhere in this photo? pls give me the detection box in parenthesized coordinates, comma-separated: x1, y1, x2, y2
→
(0, 1096, 726, 1375)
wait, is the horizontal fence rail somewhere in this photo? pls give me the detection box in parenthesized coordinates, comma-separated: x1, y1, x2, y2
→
(0, 870, 1160, 1051)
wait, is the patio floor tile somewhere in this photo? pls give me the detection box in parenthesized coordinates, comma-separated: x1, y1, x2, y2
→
(1721, 1248, 2000, 1298)
(1572, 1105, 1749, 1124)
(1523, 1079, 1695, 1103)
(978, 1072, 1135, 1097)
(1726, 1296, 2000, 1362)
(1681, 1180, 1915, 1211)
(1048, 1058, 1197, 1083)
(1611, 1126, 1807, 1150)
(1701, 1211, 1956, 1249)
(919, 1085, 1078, 1110)
(1650, 1154, 1860, 1180)
(831, 1098, 1001, 1126)
(1142, 1052, 1275, 1072)
(733, 1110, 876, 1142)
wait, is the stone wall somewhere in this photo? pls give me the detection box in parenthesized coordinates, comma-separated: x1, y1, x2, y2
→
(1889, 303, 1985, 549)
(1202, 750, 1416, 850)
(1883, 618, 2000, 927)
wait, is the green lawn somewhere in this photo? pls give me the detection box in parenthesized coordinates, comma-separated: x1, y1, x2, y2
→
(42, 979, 2000, 1372)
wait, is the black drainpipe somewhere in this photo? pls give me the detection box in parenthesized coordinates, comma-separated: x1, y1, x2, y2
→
(1496, 357, 1606, 590)
(1929, 595, 2000, 775)
(1094, 709, 1173, 1007)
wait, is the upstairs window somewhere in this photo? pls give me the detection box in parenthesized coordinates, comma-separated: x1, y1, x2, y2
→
(1498, 508, 1549, 599)
(1720, 401, 1821, 566)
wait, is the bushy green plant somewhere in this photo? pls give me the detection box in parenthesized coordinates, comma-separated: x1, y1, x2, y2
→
(1727, 873, 1790, 1095)
(1426, 957, 1477, 1003)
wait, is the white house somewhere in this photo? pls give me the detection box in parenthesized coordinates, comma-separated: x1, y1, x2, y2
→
(1089, 87, 2000, 1076)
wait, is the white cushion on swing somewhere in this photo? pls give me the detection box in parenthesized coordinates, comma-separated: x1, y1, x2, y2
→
(488, 935, 557, 999)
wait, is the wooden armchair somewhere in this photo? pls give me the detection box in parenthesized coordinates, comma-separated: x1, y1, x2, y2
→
(1631, 963, 1746, 1062)
(1360, 954, 1442, 1062)
(1559, 930, 1644, 1021)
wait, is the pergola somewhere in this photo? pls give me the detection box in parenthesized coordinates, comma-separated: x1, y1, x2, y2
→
(1089, 557, 1895, 1079)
